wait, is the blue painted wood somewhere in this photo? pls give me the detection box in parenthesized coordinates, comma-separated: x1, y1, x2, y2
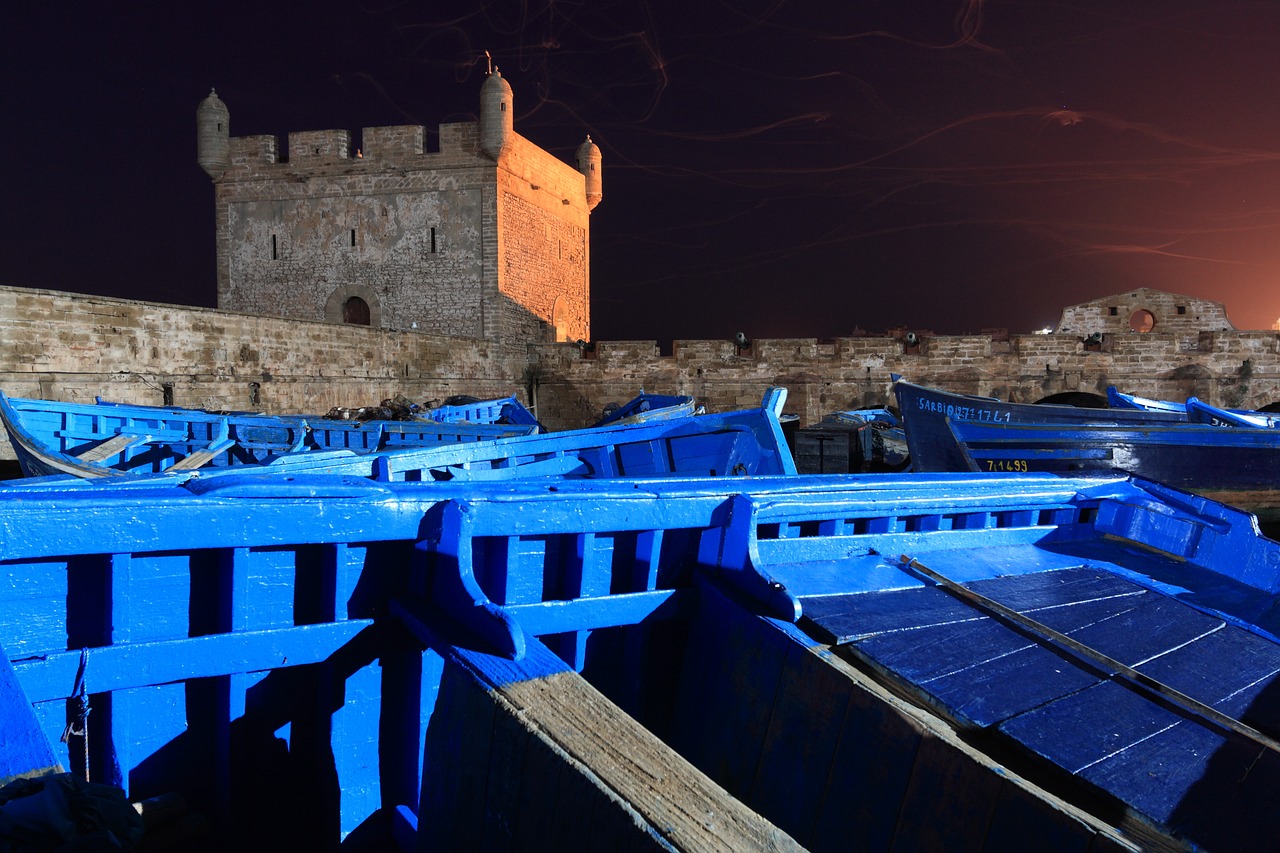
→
(4, 465, 1280, 846)
(0, 392, 536, 478)
(894, 379, 1187, 472)
(909, 392, 1280, 519)
(0, 638, 61, 784)
(419, 395, 541, 430)
(592, 391, 699, 428)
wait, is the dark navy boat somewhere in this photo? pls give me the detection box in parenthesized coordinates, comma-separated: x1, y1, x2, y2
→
(894, 379, 1187, 472)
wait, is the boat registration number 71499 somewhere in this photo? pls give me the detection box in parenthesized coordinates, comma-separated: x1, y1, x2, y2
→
(985, 459, 1029, 472)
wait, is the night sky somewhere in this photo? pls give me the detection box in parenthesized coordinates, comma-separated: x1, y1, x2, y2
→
(5, 2, 1280, 345)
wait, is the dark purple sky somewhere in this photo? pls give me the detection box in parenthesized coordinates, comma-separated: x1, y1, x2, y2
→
(5, 2, 1280, 344)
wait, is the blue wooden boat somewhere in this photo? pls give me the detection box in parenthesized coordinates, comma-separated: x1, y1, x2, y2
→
(2, 469, 1278, 850)
(1105, 386, 1189, 413)
(895, 380, 1188, 473)
(1107, 386, 1280, 427)
(0, 393, 537, 478)
(938, 415, 1280, 521)
(2, 389, 797, 489)
(418, 394, 542, 429)
(591, 391, 699, 427)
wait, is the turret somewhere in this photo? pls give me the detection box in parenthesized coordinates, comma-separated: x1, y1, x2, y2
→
(479, 69, 513, 161)
(576, 135, 603, 211)
(197, 89, 230, 179)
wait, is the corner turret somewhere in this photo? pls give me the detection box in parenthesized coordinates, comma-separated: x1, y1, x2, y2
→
(480, 69, 513, 161)
(197, 89, 230, 179)
(576, 135, 603, 211)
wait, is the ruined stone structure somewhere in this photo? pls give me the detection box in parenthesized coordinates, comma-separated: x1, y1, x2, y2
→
(196, 72, 599, 348)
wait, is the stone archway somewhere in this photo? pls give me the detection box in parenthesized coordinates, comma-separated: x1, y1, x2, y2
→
(550, 296, 570, 342)
(324, 285, 382, 327)
(1035, 391, 1108, 408)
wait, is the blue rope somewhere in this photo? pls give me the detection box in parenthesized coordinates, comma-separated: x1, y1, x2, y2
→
(60, 648, 90, 754)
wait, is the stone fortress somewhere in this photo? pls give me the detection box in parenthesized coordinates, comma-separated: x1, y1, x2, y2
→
(197, 68, 599, 346)
(1, 73, 1279, 451)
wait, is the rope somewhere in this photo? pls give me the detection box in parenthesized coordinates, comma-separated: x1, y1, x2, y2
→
(60, 647, 91, 781)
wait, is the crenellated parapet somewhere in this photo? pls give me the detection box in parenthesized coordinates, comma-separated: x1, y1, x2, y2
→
(525, 290, 1280, 427)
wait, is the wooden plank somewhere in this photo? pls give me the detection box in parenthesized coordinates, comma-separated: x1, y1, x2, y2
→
(668, 582, 789, 795)
(982, 779, 1096, 853)
(417, 655, 497, 851)
(749, 641, 856, 845)
(490, 641, 802, 852)
(898, 556, 1280, 753)
(0, 637, 61, 784)
(15, 621, 372, 702)
(1001, 679, 1280, 850)
(74, 431, 149, 463)
(477, 687, 533, 852)
(891, 730, 1005, 852)
(808, 677, 925, 852)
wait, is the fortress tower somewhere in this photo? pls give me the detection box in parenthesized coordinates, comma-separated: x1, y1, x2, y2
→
(197, 74, 600, 346)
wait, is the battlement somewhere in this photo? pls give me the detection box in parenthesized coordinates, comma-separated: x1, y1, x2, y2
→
(289, 129, 352, 160)
(220, 121, 485, 172)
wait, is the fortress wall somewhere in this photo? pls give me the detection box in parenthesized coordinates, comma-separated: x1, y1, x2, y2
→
(0, 286, 527, 459)
(494, 133, 592, 346)
(528, 328, 1280, 428)
(4, 287, 1280, 457)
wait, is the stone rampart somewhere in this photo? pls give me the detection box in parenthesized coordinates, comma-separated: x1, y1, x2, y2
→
(0, 286, 528, 459)
(4, 286, 1280, 459)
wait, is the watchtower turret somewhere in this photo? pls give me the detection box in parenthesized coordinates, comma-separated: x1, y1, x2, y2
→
(576, 135, 602, 211)
(480, 69, 513, 161)
(197, 89, 230, 179)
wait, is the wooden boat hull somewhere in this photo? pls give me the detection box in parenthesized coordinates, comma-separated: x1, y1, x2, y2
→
(418, 394, 541, 429)
(943, 418, 1280, 521)
(0, 393, 537, 478)
(591, 392, 699, 428)
(4, 469, 1280, 849)
(894, 380, 1186, 472)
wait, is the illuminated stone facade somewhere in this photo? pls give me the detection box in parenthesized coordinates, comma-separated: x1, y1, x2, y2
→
(197, 77, 597, 348)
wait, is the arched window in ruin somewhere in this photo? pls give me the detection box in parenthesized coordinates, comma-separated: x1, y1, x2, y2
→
(550, 296, 570, 342)
(1129, 309, 1156, 333)
(343, 296, 371, 326)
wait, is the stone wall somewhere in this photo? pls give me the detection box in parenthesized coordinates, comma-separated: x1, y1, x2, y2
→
(5, 286, 1280, 460)
(214, 122, 495, 338)
(0, 286, 528, 459)
(494, 133, 592, 345)
(527, 327, 1280, 428)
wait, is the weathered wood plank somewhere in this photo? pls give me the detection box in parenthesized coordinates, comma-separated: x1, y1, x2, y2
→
(668, 581, 788, 795)
(475, 639, 803, 851)
(749, 643, 855, 845)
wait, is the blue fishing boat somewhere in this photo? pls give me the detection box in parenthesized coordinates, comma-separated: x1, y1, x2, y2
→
(1107, 386, 1280, 427)
(1, 388, 798, 490)
(4, 468, 1278, 850)
(592, 391, 699, 428)
(1105, 386, 1189, 413)
(937, 415, 1280, 521)
(894, 380, 1187, 473)
(0, 393, 537, 478)
(418, 394, 542, 429)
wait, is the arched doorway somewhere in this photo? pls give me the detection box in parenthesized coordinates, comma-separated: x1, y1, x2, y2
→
(343, 296, 371, 325)
(1035, 392, 1108, 408)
